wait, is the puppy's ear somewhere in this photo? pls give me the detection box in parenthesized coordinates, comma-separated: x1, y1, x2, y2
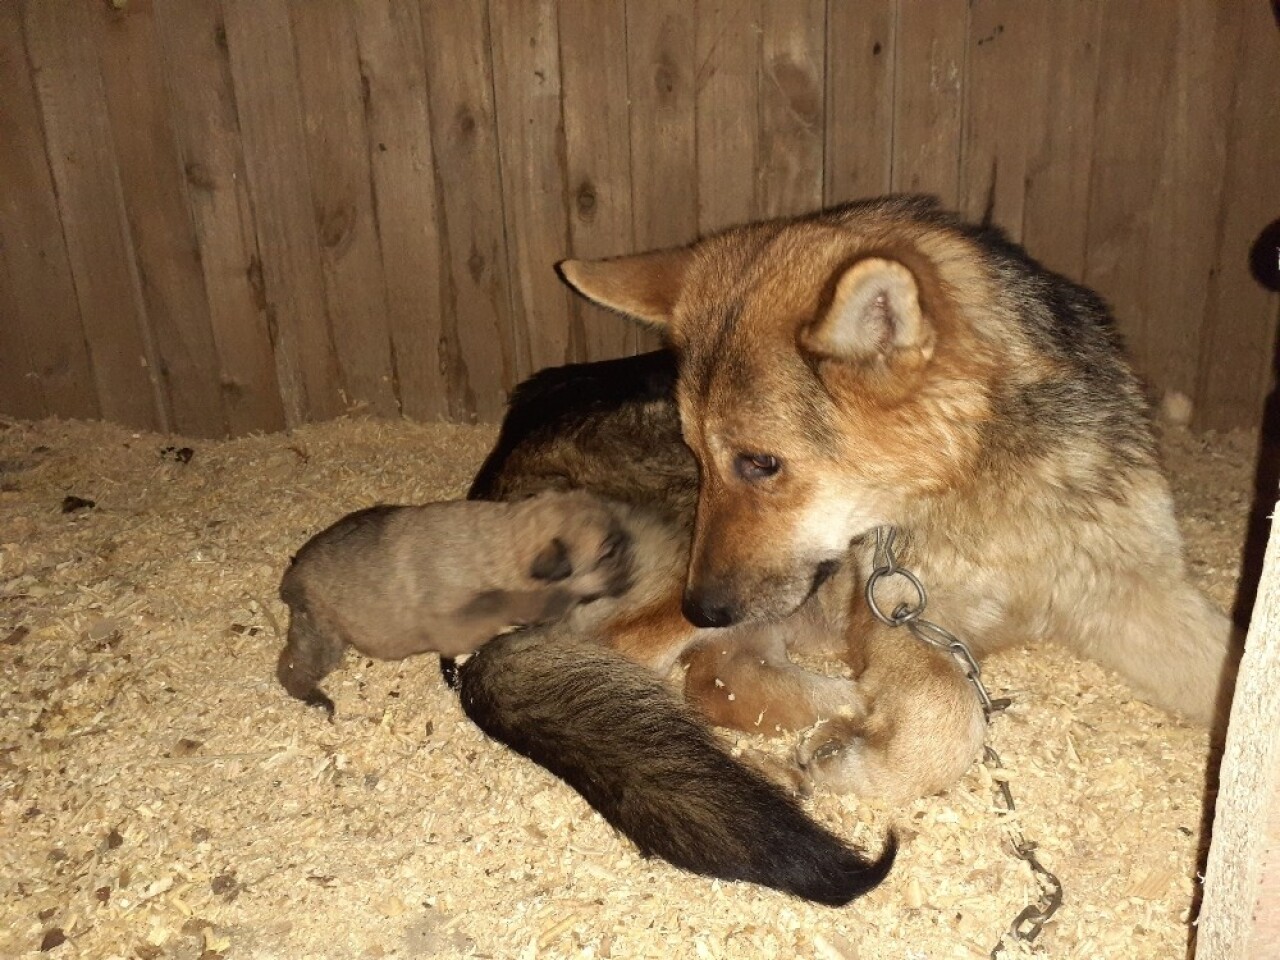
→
(530, 538, 572, 582)
(557, 248, 692, 329)
(801, 257, 935, 365)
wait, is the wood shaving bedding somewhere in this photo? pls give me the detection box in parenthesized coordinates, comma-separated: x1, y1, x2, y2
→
(0, 416, 1256, 959)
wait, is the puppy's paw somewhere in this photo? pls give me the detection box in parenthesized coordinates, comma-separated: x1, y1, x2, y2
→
(797, 704, 986, 806)
(302, 689, 337, 721)
(738, 747, 813, 798)
(796, 716, 880, 796)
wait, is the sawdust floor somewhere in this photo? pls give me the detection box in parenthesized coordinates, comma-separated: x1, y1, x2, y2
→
(0, 415, 1258, 960)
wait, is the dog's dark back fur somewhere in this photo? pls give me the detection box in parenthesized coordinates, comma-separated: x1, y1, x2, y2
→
(888, 198, 1156, 480)
(468, 351, 696, 522)
(458, 629, 895, 906)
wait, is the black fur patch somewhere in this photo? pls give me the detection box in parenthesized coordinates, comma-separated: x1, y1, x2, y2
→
(529, 538, 572, 582)
(806, 559, 840, 600)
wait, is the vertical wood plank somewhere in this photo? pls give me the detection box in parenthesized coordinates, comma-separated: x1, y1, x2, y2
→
(0, 247, 40, 420)
(22, 0, 165, 431)
(289, 0, 399, 419)
(1081, 1, 1178, 376)
(1195, 0, 1280, 431)
(891, 0, 967, 206)
(696, 0, 761, 233)
(1142, 1, 1242, 403)
(757, 0, 825, 219)
(1254, 796, 1280, 957)
(0, 251, 41, 420)
(823, 0, 895, 205)
(222, 0, 343, 425)
(418, 0, 517, 421)
(96, 0, 228, 437)
(489, 0, 573, 375)
(152, 0, 285, 437)
(350, 0, 449, 422)
(0, 263, 42, 421)
(625, 0, 698, 352)
(1020, 0, 1101, 280)
(958, 0, 1048, 240)
(0, 3, 97, 421)
(626, 0, 698, 255)
(559, 0, 636, 360)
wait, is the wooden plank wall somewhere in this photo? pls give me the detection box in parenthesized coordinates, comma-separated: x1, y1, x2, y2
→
(0, 0, 1277, 436)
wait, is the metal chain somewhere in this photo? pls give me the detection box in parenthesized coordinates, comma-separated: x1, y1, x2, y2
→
(865, 526, 1064, 957)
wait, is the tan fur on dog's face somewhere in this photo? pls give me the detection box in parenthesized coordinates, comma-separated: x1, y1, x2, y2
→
(561, 209, 1003, 625)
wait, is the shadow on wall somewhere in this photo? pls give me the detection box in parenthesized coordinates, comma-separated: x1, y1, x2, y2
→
(1234, 216, 1280, 631)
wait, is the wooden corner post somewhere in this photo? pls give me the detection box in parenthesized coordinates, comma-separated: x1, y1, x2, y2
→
(1196, 503, 1280, 959)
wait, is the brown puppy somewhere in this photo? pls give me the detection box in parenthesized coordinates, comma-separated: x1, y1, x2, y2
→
(435, 496, 906, 903)
(473, 419, 978, 805)
(277, 490, 632, 716)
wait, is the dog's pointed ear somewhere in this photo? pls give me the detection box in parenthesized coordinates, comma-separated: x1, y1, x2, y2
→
(801, 257, 935, 364)
(557, 248, 692, 328)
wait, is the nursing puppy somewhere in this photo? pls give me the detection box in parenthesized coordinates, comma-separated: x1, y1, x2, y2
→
(468, 194, 1239, 807)
(439, 488, 910, 903)
(467, 356, 981, 805)
(276, 490, 632, 716)
(458, 626, 896, 906)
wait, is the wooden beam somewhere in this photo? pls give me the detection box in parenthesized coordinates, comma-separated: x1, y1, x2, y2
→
(1196, 501, 1280, 958)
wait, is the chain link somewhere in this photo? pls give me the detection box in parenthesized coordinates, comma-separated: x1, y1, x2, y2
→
(865, 526, 1063, 956)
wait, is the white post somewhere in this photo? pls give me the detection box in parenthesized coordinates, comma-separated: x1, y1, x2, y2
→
(1196, 503, 1280, 959)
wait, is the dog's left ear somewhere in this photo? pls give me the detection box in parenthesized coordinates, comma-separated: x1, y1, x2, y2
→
(801, 257, 935, 365)
(530, 538, 572, 582)
(557, 248, 692, 328)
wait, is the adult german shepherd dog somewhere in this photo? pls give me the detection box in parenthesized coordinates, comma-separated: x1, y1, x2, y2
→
(456, 195, 1239, 893)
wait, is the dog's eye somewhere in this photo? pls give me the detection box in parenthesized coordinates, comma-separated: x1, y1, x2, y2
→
(735, 452, 781, 481)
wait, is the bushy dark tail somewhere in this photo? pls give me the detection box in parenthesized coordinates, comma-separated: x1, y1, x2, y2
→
(458, 630, 895, 906)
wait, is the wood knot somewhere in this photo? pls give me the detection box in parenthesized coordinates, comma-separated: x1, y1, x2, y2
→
(653, 57, 678, 99)
(184, 162, 215, 192)
(455, 106, 477, 140)
(575, 182, 597, 221)
(317, 204, 355, 253)
(467, 245, 485, 283)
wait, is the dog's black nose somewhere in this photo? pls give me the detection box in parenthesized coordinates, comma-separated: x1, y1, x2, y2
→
(681, 589, 739, 628)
